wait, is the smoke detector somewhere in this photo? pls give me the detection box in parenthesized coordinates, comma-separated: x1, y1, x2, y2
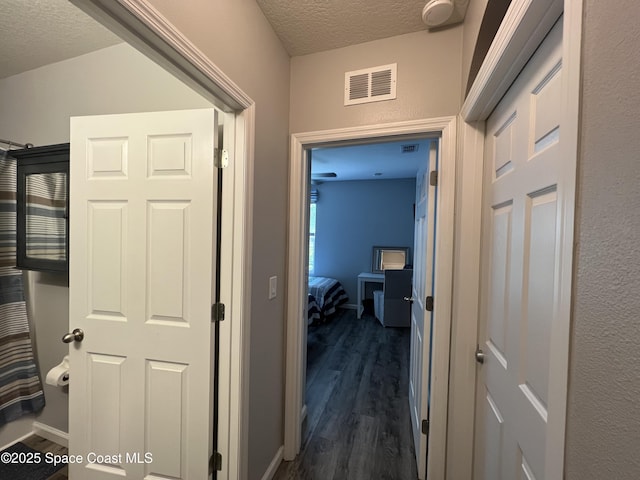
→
(422, 0, 469, 28)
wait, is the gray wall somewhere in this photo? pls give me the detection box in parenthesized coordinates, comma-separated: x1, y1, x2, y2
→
(290, 27, 463, 133)
(565, 1, 640, 478)
(144, 2, 291, 478)
(0, 42, 212, 447)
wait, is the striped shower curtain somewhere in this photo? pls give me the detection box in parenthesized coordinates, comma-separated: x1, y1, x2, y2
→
(0, 154, 45, 424)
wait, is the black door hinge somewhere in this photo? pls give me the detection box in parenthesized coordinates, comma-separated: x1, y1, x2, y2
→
(421, 419, 429, 435)
(210, 451, 222, 472)
(212, 302, 225, 322)
(425, 296, 434, 312)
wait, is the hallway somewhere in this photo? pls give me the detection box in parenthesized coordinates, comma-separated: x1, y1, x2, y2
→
(274, 309, 418, 479)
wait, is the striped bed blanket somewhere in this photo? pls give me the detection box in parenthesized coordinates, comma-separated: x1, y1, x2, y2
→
(307, 295, 321, 325)
(308, 276, 348, 324)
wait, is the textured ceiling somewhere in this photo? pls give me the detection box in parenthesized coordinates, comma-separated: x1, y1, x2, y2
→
(255, 0, 431, 56)
(0, 0, 122, 80)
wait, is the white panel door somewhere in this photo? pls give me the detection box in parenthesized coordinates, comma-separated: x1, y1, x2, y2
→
(474, 20, 566, 480)
(409, 141, 437, 480)
(69, 109, 218, 479)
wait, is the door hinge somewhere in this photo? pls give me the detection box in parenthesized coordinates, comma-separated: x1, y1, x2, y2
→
(425, 296, 434, 312)
(212, 302, 225, 322)
(214, 148, 229, 168)
(429, 170, 438, 186)
(421, 419, 429, 435)
(209, 451, 222, 472)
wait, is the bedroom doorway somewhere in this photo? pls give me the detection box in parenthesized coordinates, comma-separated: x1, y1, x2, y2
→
(302, 138, 438, 480)
(285, 118, 457, 479)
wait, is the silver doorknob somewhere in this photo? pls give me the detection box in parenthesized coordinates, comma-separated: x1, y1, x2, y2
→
(403, 296, 414, 302)
(62, 328, 84, 344)
(475, 345, 485, 364)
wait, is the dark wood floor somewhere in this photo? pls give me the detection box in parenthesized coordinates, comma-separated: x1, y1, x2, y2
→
(273, 308, 418, 480)
(20, 434, 68, 479)
(10, 310, 417, 480)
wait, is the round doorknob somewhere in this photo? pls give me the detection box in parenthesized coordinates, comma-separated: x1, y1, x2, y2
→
(62, 328, 84, 344)
(475, 345, 485, 364)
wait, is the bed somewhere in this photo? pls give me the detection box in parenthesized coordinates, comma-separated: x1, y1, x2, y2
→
(307, 276, 348, 324)
(307, 294, 321, 325)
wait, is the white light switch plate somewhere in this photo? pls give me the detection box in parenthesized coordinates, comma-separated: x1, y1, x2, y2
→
(269, 276, 277, 300)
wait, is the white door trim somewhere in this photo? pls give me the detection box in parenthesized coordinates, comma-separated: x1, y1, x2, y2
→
(70, 1, 255, 478)
(461, 0, 564, 122)
(285, 117, 457, 480)
(446, 118, 484, 480)
(454, 0, 582, 478)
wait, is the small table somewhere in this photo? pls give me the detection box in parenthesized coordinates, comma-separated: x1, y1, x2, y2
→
(357, 272, 384, 319)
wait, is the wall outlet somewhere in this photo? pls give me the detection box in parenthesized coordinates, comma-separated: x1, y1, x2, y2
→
(269, 276, 277, 300)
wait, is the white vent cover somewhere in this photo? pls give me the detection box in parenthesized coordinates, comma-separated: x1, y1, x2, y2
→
(344, 64, 397, 106)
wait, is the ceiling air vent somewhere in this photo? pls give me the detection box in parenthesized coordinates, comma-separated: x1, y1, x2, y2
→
(344, 64, 397, 106)
(401, 144, 419, 153)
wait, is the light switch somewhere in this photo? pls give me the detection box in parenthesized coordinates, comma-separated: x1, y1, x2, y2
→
(269, 276, 277, 300)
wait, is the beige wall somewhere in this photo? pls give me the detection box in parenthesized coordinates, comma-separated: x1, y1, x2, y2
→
(143, 2, 291, 478)
(565, 1, 640, 478)
(290, 27, 463, 133)
(0, 42, 212, 447)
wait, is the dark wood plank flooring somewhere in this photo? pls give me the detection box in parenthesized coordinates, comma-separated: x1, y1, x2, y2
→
(11, 310, 417, 480)
(20, 434, 68, 479)
(273, 309, 418, 480)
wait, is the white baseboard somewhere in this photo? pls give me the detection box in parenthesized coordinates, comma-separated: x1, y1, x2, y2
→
(341, 303, 357, 310)
(260, 445, 284, 480)
(0, 431, 34, 451)
(32, 422, 68, 448)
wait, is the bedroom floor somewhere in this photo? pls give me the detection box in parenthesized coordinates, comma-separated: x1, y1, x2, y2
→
(273, 308, 419, 480)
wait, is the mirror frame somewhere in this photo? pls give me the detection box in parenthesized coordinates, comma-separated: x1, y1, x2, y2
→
(14, 143, 70, 273)
(371, 246, 411, 274)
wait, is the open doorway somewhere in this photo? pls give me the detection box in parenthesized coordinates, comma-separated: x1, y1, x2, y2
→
(298, 137, 438, 478)
(286, 138, 432, 477)
(0, 1, 253, 478)
(285, 117, 457, 479)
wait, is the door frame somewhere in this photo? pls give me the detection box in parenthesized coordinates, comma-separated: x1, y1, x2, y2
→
(285, 117, 457, 479)
(70, 1, 255, 479)
(452, 0, 583, 478)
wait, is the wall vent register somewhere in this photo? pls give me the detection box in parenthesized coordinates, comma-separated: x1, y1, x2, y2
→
(344, 63, 397, 106)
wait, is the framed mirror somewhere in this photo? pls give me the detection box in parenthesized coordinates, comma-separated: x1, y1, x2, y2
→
(14, 144, 70, 273)
(371, 246, 411, 273)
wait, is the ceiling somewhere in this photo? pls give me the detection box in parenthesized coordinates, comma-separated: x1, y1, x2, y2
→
(0, 0, 121, 80)
(0, 0, 439, 79)
(255, 0, 433, 56)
